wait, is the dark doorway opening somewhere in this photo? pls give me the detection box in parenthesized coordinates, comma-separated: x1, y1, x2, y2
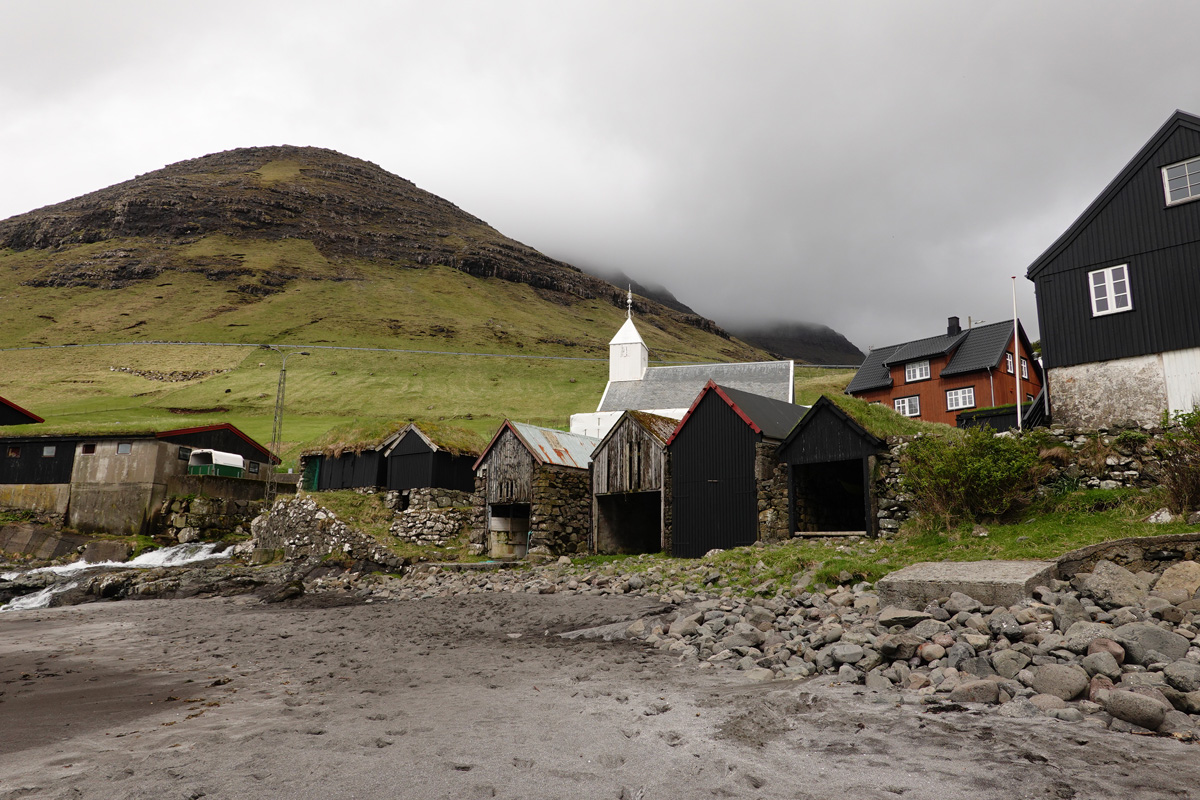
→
(487, 503, 531, 558)
(793, 459, 867, 533)
(595, 492, 661, 554)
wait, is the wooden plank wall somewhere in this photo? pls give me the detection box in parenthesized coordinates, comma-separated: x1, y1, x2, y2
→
(592, 417, 664, 495)
(482, 428, 535, 504)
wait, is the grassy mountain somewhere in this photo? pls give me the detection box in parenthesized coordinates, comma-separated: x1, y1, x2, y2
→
(0, 145, 832, 464)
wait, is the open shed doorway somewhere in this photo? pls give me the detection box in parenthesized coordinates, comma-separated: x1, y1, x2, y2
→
(487, 502, 531, 558)
(791, 459, 868, 533)
(595, 492, 662, 554)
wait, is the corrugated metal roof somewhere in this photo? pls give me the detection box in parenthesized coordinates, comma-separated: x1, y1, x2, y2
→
(941, 320, 1014, 376)
(845, 346, 898, 393)
(510, 422, 599, 468)
(598, 360, 792, 413)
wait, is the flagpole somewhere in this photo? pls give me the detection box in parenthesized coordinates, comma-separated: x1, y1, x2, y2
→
(1012, 276, 1022, 432)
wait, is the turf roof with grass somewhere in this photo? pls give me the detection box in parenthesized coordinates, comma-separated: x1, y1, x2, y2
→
(303, 419, 487, 458)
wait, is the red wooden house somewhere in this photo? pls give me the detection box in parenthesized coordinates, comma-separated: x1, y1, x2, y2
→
(846, 317, 1042, 426)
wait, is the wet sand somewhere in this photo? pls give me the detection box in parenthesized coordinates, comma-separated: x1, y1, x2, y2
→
(1, 594, 1197, 799)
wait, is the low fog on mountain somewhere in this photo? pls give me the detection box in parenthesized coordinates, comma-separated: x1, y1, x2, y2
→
(4, 2, 1200, 351)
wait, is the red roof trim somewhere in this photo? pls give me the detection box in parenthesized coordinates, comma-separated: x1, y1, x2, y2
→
(0, 396, 44, 424)
(155, 423, 277, 464)
(664, 380, 762, 446)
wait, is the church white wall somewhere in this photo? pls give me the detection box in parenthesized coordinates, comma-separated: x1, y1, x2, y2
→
(609, 341, 648, 382)
(570, 408, 686, 440)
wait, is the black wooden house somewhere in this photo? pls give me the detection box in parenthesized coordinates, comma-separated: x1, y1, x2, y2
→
(776, 396, 886, 536)
(667, 382, 808, 558)
(1027, 109, 1200, 428)
(382, 424, 477, 493)
(590, 410, 677, 554)
(301, 423, 479, 493)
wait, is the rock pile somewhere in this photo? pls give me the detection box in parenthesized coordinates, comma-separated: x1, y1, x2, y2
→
(379, 555, 1200, 738)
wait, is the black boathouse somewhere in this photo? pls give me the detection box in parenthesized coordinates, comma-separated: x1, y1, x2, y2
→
(667, 382, 807, 558)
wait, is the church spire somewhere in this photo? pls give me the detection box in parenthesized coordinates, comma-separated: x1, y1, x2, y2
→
(627, 285, 633, 319)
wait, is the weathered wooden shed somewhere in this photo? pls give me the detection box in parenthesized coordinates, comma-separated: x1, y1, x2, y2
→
(0, 397, 44, 427)
(667, 382, 808, 558)
(474, 421, 598, 557)
(381, 424, 478, 493)
(590, 411, 678, 554)
(776, 396, 887, 536)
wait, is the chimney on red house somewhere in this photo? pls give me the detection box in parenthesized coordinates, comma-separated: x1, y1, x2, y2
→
(947, 316, 962, 336)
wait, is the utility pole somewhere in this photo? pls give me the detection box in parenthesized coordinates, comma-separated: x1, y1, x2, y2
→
(266, 348, 308, 505)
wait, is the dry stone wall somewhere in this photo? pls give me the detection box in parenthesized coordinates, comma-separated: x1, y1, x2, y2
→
(160, 495, 267, 543)
(528, 465, 590, 556)
(385, 487, 473, 547)
(755, 441, 790, 543)
(250, 496, 405, 571)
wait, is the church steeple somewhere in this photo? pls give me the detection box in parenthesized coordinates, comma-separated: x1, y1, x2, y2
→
(609, 288, 648, 382)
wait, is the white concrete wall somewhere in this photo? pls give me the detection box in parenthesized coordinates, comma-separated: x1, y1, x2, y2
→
(1163, 347, 1200, 417)
(570, 408, 686, 440)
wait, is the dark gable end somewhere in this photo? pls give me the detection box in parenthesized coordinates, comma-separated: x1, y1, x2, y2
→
(1028, 110, 1200, 280)
(777, 396, 884, 466)
(0, 397, 44, 426)
(1026, 110, 1200, 369)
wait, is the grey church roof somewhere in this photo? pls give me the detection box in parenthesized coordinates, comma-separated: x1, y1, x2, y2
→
(597, 360, 793, 414)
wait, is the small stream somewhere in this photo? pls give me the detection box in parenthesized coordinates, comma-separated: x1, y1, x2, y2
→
(0, 542, 232, 612)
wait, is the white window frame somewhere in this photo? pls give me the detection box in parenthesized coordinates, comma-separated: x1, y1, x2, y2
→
(1163, 155, 1200, 206)
(904, 360, 930, 383)
(1020, 358, 1029, 380)
(1089, 264, 1132, 317)
(117, 442, 133, 455)
(946, 387, 975, 411)
(41, 445, 56, 458)
(1005, 353, 1014, 373)
(894, 395, 920, 417)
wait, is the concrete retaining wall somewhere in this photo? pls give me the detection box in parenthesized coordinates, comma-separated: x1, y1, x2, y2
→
(0, 484, 70, 516)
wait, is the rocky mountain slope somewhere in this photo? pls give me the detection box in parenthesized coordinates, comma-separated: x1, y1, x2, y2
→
(726, 321, 865, 366)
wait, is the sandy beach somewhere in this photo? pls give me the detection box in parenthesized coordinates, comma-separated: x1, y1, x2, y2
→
(1, 593, 1197, 800)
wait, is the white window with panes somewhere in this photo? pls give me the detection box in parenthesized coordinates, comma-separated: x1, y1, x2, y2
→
(1089, 264, 1132, 316)
(904, 360, 930, 382)
(946, 387, 975, 411)
(1005, 353, 1014, 373)
(1020, 358, 1029, 379)
(894, 396, 920, 417)
(1163, 155, 1200, 205)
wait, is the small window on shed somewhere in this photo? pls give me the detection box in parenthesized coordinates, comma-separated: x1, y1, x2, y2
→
(6, 446, 20, 458)
(42, 445, 56, 458)
(117, 442, 133, 455)
(81, 443, 96, 455)
(248, 461, 260, 474)
(178, 446, 191, 461)
(1163, 155, 1200, 205)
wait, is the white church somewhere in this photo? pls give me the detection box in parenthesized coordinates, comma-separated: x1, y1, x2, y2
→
(570, 294, 795, 439)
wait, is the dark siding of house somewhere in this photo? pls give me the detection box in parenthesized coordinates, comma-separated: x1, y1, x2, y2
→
(777, 404, 881, 466)
(0, 438, 78, 484)
(316, 451, 386, 490)
(160, 430, 270, 465)
(1032, 125, 1200, 368)
(670, 392, 760, 558)
(430, 452, 477, 492)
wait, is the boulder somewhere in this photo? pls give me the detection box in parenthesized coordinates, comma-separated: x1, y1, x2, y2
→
(1052, 594, 1091, 632)
(1087, 637, 1126, 665)
(991, 649, 1031, 679)
(1112, 622, 1191, 665)
(1030, 664, 1089, 700)
(910, 619, 952, 640)
(878, 607, 932, 628)
(1074, 561, 1147, 609)
(949, 680, 1000, 704)
(943, 591, 982, 614)
(1081, 650, 1122, 681)
(1154, 561, 1200, 599)
(1063, 621, 1116, 653)
(1164, 660, 1200, 693)
(1104, 689, 1166, 731)
(876, 633, 923, 661)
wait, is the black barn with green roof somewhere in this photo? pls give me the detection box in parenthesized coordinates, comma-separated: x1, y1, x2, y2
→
(776, 396, 886, 536)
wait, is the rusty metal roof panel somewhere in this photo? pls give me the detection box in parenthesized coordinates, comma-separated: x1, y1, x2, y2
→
(511, 422, 599, 469)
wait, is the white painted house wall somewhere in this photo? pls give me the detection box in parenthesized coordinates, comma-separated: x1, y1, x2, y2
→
(1164, 347, 1200, 417)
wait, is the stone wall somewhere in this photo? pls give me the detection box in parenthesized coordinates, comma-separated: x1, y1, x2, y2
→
(528, 465, 591, 556)
(470, 471, 488, 552)
(250, 496, 405, 571)
(873, 442, 913, 534)
(385, 487, 473, 547)
(755, 441, 790, 543)
(1056, 532, 1200, 578)
(160, 494, 268, 543)
(1048, 355, 1168, 430)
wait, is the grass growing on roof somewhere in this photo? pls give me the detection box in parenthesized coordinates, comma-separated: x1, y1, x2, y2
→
(823, 393, 953, 438)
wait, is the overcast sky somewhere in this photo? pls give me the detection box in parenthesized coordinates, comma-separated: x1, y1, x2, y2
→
(4, 1, 1200, 352)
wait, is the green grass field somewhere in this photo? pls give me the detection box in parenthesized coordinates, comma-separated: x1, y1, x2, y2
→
(1, 237, 864, 466)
